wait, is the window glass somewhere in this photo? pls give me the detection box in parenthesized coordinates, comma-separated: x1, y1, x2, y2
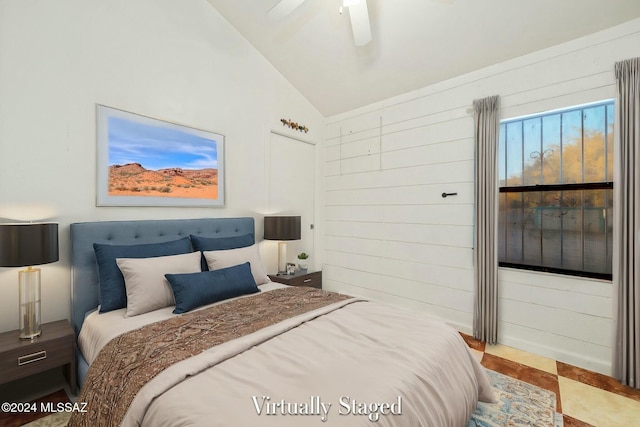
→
(505, 121, 523, 186)
(523, 118, 542, 186)
(498, 124, 506, 186)
(541, 114, 561, 185)
(561, 110, 583, 184)
(498, 101, 613, 279)
(540, 190, 562, 269)
(502, 192, 524, 263)
(606, 103, 614, 182)
(583, 106, 606, 183)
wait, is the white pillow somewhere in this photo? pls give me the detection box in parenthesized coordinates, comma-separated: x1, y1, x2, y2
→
(202, 244, 270, 285)
(116, 251, 202, 317)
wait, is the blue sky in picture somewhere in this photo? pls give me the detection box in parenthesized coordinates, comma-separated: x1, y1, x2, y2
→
(108, 115, 218, 171)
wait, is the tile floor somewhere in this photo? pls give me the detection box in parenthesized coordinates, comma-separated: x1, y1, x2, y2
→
(460, 333, 640, 427)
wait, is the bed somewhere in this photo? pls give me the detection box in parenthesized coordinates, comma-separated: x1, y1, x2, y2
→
(69, 217, 493, 427)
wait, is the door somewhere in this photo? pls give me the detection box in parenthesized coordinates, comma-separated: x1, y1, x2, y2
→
(267, 132, 315, 271)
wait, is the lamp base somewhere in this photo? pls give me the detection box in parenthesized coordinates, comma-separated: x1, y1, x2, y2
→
(19, 330, 42, 340)
(277, 241, 288, 274)
(18, 267, 42, 340)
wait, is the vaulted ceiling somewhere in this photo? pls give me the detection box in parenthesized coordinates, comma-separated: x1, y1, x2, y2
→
(207, 0, 640, 116)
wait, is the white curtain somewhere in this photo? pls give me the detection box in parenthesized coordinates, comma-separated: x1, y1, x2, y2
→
(473, 95, 501, 344)
(614, 57, 640, 389)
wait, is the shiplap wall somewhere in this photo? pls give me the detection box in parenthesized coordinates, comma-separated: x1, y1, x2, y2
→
(322, 18, 640, 375)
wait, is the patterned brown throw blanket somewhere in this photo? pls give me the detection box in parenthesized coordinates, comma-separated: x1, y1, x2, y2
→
(69, 286, 352, 427)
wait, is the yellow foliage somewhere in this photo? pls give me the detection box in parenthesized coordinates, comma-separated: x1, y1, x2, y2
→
(504, 129, 612, 208)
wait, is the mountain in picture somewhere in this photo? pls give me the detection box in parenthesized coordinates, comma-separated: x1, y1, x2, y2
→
(108, 163, 218, 199)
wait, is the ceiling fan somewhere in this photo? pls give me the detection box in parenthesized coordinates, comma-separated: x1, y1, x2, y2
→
(268, 0, 372, 46)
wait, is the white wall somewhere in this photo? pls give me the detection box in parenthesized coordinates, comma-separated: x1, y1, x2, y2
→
(323, 18, 640, 375)
(0, 0, 324, 333)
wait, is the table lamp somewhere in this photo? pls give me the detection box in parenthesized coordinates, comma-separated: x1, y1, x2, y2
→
(0, 223, 59, 339)
(264, 216, 301, 274)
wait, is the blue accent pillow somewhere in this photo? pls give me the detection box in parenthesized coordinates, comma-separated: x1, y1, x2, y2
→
(190, 234, 254, 270)
(93, 237, 193, 313)
(165, 262, 260, 314)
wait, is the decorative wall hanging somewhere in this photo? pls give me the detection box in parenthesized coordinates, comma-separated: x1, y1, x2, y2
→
(280, 118, 309, 133)
(96, 105, 225, 207)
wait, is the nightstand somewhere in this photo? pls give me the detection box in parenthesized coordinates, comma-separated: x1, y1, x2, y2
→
(268, 270, 322, 289)
(0, 320, 76, 395)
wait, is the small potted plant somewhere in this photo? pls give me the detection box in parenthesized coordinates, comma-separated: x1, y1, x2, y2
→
(297, 252, 309, 272)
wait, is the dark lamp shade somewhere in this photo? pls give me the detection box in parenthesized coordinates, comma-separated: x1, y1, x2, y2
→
(264, 216, 301, 241)
(0, 223, 59, 267)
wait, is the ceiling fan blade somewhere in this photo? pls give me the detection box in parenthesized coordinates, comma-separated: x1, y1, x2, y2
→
(347, 1, 371, 46)
(267, 0, 306, 19)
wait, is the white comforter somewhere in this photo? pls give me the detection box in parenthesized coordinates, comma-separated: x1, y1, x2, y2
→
(79, 285, 494, 427)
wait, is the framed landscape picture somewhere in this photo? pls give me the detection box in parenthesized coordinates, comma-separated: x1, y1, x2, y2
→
(96, 105, 224, 207)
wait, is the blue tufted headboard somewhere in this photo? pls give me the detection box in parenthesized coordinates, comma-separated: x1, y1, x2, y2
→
(70, 217, 255, 336)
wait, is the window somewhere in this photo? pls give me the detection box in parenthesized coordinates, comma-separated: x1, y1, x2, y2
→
(498, 101, 614, 280)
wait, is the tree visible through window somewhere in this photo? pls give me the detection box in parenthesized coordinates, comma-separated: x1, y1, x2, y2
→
(498, 101, 613, 280)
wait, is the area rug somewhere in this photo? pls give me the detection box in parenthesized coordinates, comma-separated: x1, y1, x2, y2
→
(469, 369, 562, 427)
(22, 412, 70, 427)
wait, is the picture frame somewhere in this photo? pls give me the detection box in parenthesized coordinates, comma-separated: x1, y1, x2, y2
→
(286, 263, 296, 275)
(96, 104, 225, 207)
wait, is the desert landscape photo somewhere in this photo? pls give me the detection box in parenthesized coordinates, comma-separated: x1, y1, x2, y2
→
(108, 163, 218, 199)
(98, 105, 224, 204)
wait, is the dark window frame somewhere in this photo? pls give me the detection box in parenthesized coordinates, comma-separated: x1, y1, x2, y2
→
(498, 101, 614, 281)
